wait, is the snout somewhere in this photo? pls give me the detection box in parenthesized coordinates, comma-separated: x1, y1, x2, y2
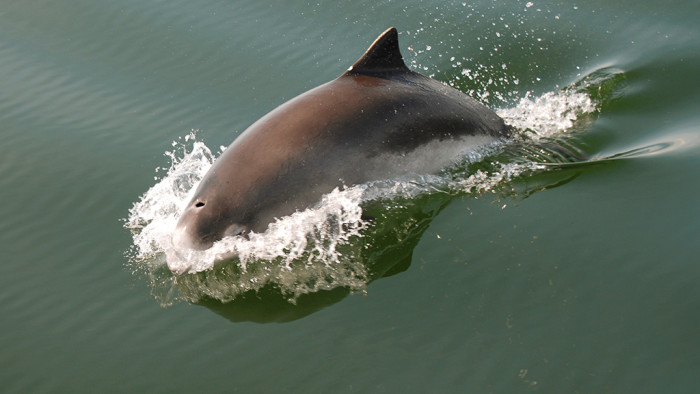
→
(171, 221, 213, 251)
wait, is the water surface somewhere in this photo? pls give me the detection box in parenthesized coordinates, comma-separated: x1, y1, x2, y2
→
(2, 0, 699, 392)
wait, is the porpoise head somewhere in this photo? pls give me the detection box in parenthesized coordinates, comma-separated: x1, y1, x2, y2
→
(172, 186, 250, 251)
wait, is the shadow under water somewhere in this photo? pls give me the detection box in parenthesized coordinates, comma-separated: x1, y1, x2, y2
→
(193, 192, 451, 323)
(194, 165, 585, 323)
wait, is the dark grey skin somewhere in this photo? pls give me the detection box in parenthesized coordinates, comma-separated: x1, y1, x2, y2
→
(172, 27, 511, 251)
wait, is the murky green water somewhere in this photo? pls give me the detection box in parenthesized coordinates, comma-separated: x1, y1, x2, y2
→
(2, 0, 699, 392)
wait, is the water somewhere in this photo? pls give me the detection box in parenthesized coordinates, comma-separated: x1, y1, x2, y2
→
(2, 0, 699, 392)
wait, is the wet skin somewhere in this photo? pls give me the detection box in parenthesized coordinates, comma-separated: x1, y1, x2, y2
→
(172, 27, 511, 252)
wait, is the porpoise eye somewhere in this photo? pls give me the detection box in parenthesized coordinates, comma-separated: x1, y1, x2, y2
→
(195, 200, 205, 208)
(224, 224, 247, 237)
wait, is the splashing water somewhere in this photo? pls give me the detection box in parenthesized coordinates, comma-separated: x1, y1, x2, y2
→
(498, 89, 596, 139)
(125, 133, 214, 267)
(124, 75, 603, 305)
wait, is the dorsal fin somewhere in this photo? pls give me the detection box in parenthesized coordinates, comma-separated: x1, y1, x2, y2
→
(342, 27, 409, 77)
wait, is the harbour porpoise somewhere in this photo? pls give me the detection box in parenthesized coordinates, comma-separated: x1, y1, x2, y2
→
(170, 27, 512, 265)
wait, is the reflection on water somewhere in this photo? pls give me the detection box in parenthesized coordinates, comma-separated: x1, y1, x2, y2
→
(194, 165, 592, 323)
(597, 131, 700, 160)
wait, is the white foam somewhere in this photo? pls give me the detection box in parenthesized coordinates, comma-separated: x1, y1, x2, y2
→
(497, 89, 596, 139)
(165, 186, 368, 275)
(125, 133, 213, 263)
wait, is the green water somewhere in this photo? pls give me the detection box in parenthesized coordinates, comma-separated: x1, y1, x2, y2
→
(2, 0, 699, 392)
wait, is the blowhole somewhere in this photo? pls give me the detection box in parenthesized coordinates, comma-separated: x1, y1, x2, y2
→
(195, 201, 205, 208)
